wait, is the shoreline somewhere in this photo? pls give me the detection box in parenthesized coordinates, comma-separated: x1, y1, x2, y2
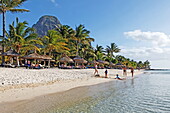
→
(0, 68, 143, 112)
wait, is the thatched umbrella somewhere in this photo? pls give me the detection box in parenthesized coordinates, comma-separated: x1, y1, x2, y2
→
(0, 49, 20, 57)
(41, 55, 52, 67)
(22, 53, 44, 66)
(74, 56, 83, 62)
(109, 62, 115, 66)
(59, 55, 74, 63)
(22, 53, 43, 59)
(73, 56, 87, 68)
(59, 55, 73, 68)
(97, 60, 109, 65)
(89, 61, 99, 64)
(109, 62, 115, 68)
(0, 49, 20, 65)
(74, 56, 87, 64)
(74, 59, 87, 64)
(104, 61, 109, 65)
(115, 63, 124, 68)
(42, 55, 52, 60)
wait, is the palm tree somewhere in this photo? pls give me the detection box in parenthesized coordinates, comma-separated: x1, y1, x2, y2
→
(95, 45, 105, 60)
(0, 0, 29, 64)
(106, 43, 120, 58)
(144, 60, 150, 69)
(5, 18, 41, 66)
(56, 25, 75, 39)
(75, 24, 94, 56)
(6, 18, 40, 53)
(41, 30, 69, 67)
(56, 25, 76, 56)
(79, 43, 95, 60)
(95, 45, 105, 54)
(115, 55, 126, 64)
(42, 30, 69, 57)
(130, 60, 137, 68)
(137, 61, 144, 69)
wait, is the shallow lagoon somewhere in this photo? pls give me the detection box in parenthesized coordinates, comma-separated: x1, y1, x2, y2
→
(51, 70, 170, 113)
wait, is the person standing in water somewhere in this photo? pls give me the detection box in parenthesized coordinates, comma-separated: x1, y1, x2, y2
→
(122, 67, 127, 76)
(131, 67, 134, 77)
(94, 63, 98, 75)
(105, 69, 108, 78)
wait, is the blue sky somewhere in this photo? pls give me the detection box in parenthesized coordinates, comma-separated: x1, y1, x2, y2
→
(1, 0, 170, 68)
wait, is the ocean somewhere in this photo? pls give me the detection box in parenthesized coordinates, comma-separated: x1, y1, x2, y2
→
(49, 70, 170, 113)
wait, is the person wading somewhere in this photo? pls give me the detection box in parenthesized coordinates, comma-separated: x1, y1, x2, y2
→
(94, 63, 98, 75)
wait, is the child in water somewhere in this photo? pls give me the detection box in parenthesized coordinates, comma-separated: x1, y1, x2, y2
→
(115, 74, 125, 80)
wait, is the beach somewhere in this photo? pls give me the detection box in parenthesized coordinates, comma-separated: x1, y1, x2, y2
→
(0, 68, 143, 113)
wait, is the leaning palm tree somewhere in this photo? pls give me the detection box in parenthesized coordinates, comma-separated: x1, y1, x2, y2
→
(0, 0, 29, 64)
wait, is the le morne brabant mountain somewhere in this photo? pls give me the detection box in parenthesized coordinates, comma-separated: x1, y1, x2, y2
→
(32, 15, 61, 37)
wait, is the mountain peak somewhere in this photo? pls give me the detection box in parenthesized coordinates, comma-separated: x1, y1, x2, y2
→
(32, 15, 61, 37)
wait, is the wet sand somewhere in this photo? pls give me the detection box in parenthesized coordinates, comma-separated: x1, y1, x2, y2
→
(0, 79, 119, 113)
(0, 80, 112, 113)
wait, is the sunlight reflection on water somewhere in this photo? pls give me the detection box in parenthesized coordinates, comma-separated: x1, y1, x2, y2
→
(48, 70, 170, 113)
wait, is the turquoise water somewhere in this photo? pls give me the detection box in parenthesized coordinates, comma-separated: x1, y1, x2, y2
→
(50, 70, 170, 113)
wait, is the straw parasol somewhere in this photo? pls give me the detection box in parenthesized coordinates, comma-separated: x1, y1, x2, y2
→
(97, 60, 109, 65)
(109, 62, 115, 66)
(41, 55, 52, 60)
(104, 61, 109, 65)
(0, 45, 3, 51)
(89, 60, 99, 64)
(0, 49, 20, 66)
(59, 55, 74, 63)
(73, 56, 87, 64)
(116, 63, 124, 67)
(75, 59, 87, 63)
(22, 53, 43, 59)
(0, 49, 20, 56)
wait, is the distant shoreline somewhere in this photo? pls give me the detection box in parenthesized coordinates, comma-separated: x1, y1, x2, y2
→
(146, 69, 170, 71)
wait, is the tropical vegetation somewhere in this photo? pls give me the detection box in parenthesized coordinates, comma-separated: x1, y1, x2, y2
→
(0, 0, 30, 64)
(0, 0, 150, 69)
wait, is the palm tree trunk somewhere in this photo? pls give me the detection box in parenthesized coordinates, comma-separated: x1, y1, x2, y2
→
(16, 47, 21, 67)
(1, 12, 5, 65)
(48, 51, 52, 68)
(48, 59, 50, 68)
(16, 57, 20, 67)
(76, 40, 80, 56)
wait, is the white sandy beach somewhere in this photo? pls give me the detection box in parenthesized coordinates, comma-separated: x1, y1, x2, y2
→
(0, 68, 143, 104)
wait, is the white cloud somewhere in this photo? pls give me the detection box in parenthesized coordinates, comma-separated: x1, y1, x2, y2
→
(120, 46, 170, 60)
(121, 30, 170, 68)
(119, 46, 170, 68)
(124, 30, 170, 47)
(50, 0, 55, 3)
(50, 0, 58, 6)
